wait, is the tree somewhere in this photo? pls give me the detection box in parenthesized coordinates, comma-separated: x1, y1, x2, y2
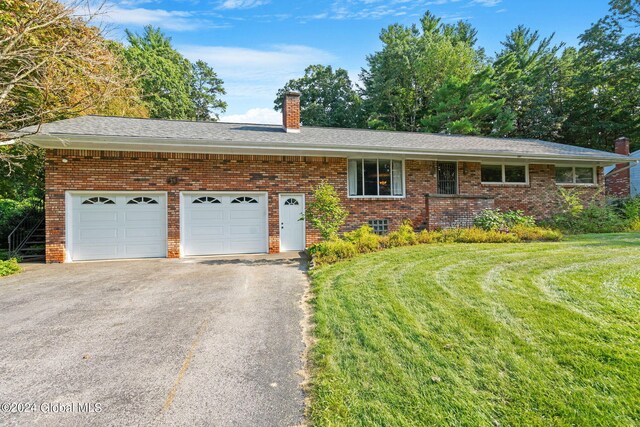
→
(191, 60, 227, 121)
(492, 26, 566, 141)
(0, 0, 146, 151)
(274, 65, 363, 128)
(124, 27, 227, 122)
(124, 26, 195, 120)
(560, 0, 640, 150)
(304, 182, 348, 240)
(421, 68, 515, 136)
(361, 12, 480, 131)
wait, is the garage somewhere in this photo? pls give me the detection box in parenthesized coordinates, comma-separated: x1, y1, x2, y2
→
(182, 192, 268, 256)
(68, 193, 167, 261)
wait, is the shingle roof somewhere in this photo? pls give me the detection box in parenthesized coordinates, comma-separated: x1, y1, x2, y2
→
(23, 115, 637, 163)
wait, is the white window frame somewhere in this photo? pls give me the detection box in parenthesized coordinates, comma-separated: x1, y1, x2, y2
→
(554, 165, 598, 186)
(347, 158, 406, 198)
(480, 163, 529, 185)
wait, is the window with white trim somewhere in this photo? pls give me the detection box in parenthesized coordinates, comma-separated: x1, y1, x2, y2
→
(555, 166, 596, 184)
(348, 159, 404, 197)
(481, 164, 528, 184)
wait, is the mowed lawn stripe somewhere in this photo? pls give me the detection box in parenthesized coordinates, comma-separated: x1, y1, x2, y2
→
(309, 233, 640, 426)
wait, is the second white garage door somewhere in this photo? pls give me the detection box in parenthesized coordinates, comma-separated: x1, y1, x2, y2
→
(182, 193, 268, 256)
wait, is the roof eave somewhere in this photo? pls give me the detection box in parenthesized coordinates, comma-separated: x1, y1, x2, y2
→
(25, 134, 637, 165)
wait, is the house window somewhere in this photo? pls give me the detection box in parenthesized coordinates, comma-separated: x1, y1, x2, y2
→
(348, 159, 404, 197)
(368, 219, 388, 235)
(555, 166, 596, 185)
(481, 164, 528, 184)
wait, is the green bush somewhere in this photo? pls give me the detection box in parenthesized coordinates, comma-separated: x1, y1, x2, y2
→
(0, 197, 43, 248)
(343, 225, 382, 253)
(548, 203, 627, 234)
(443, 227, 520, 243)
(308, 239, 358, 266)
(474, 209, 535, 231)
(511, 225, 563, 241)
(0, 259, 21, 277)
(304, 182, 349, 240)
(417, 229, 444, 244)
(384, 222, 418, 248)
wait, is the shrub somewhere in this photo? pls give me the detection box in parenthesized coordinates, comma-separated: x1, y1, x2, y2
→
(511, 225, 563, 241)
(304, 182, 348, 240)
(385, 221, 418, 248)
(343, 225, 381, 253)
(474, 209, 535, 231)
(417, 229, 444, 244)
(548, 203, 627, 234)
(443, 227, 520, 243)
(308, 239, 358, 266)
(0, 259, 21, 277)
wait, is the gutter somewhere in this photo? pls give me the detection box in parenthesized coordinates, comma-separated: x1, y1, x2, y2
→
(25, 134, 640, 165)
(606, 161, 639, 177)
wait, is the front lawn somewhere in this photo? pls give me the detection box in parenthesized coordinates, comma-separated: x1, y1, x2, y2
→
(309, 233, 640, 426)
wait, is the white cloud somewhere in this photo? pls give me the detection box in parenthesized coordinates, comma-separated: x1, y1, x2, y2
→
(178, 43, 335, 118)
(471, 0, 501, 6)
(103, 6, 210, 31)
(220, 108, 281, 124)
(218, 0, 268, 9)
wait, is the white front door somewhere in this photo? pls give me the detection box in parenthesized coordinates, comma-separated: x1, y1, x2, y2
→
(279, 194, 305, 252)
(69, 193, 167, 261)
(182, 192, 268, 256)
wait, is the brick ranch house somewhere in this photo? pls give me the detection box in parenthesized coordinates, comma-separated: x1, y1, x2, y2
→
(21, 92, 638, 263)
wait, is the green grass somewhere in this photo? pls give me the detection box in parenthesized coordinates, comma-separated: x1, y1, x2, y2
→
(0, 258, 21, 277)
(309, 233, 640, 426)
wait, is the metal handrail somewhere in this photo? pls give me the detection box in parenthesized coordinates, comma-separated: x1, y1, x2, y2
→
(7, 207, 44, 257)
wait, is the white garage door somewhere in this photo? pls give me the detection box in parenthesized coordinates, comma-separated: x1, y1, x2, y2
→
(182, 193, 267, 256)
(69, 193, 167, 261)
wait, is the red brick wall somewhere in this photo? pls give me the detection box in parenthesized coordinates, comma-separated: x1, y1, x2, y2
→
(605, 137, 631, 197)
(44, 151, 604, 262)
(425, 195, 494, 230)
(458, 162, 604, 217)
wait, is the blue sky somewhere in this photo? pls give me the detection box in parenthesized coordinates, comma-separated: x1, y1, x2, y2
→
(98, 0, 611, 123)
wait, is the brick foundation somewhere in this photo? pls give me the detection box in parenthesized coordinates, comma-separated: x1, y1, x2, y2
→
(45, 150, 605, 262)
(425, 194, 494, 230)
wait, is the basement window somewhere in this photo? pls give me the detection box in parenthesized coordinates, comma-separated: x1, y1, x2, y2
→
(368, 219, 389, 235)
(555, 166, 596, 185)
(348, 159, 404, 197)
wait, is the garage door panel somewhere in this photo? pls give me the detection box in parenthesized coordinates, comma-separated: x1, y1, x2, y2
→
(77, 211, 118, 223)
(229, 225, 264, 236)
(70, 193, 167, 261)
(78, 228, 119, 240)
(189, 210, 225, 221)
(189, 225, 226, 236)
(74, 245, 119, 260)
(124, 210, 164, 222)
(124, 227, 164, 239)
(182, 193, 267, 256)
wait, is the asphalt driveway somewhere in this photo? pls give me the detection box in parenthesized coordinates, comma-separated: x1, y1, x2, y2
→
(0, 254, 308, 426)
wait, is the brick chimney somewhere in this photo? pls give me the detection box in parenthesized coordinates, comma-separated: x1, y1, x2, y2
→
(282, 92, 301, 133)
(605, 137, 631, 197)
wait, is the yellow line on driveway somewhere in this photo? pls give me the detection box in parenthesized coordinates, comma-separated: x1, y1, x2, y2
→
(162, 319, 209, 412)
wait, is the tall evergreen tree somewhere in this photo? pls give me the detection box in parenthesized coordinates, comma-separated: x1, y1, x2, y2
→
(124, 26, 194, 120)
(492, 26, 566, 141)
(361, 12, 480, 131)
(191, 60, 227, 121)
